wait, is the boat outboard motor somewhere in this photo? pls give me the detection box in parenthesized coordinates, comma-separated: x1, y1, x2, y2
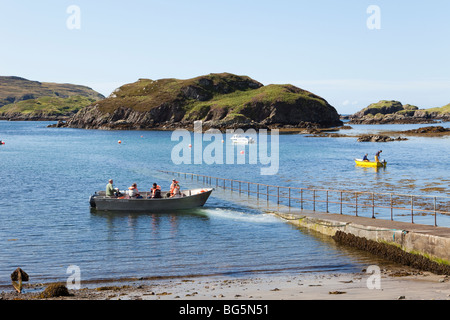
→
(89, 193, 97, 208)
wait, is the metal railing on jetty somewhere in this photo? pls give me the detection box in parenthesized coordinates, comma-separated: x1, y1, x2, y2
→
(160, 170, 450, 227)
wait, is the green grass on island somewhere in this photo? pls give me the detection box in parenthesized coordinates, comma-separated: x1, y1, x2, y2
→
(354, 100, 450, 118)
(0, 95, 97, 117)
(96, 73, 330, 122)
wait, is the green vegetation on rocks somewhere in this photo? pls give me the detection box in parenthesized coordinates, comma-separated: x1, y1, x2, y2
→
(350, 100, 450, 124)
(0, 95, 97, 120)
(0, 76, 104, 107)
(0, 76, 104, 120)
(420, 104, 450, 116)
(64, 73, 342, 130)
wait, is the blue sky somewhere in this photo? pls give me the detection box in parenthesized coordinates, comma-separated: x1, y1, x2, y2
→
(1, 0, 449, 114)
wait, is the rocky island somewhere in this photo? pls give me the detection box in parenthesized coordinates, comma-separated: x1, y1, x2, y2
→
(0, 76, 104, 120)
(57, 73, 343, 131)
(348, 100, 450, 124)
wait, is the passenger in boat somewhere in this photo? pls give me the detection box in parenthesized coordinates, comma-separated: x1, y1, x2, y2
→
(375, 150, 382, 162)
(128, 183, 142, 198)
(150, 183, 162, 198)
(170, 181, 181, 198)
(169, 179, 178, 196)
(106, 179, 118, 197)
(362, 153, 369, 161)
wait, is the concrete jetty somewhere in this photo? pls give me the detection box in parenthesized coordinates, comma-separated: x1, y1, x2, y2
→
(269, 207, 450, 264)
(158, 171, 450, 270)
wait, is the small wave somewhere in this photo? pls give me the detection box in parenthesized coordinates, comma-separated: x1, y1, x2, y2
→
(200, 207, 281, 224)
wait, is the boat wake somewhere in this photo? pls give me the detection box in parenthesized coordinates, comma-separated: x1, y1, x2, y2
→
(201, 207, 281, 224)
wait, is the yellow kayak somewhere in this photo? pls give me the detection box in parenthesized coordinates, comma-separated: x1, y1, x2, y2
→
(354, 159, 387, 167)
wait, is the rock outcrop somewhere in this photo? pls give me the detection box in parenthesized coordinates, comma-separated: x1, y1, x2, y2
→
(357, 135, 407, 142)
(349, 100, 450, 124)
(61, 73, 343, 131)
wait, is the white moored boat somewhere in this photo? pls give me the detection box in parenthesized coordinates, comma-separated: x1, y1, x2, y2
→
(90, 188, 213, 212)
(230, 134, 255, 144)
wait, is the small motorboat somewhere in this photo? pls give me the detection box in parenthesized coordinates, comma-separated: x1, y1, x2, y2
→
(90, 188, 213, 212)
(354, 159, 387, 168)
(230, 134, 255, 144)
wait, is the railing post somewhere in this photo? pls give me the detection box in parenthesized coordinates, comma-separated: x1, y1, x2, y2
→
(301, 189, 303, 210)
(434, 197, 437, 227)
(411, 195, 414, 224)
(248, 182, 250, 197)
(239, 181, 241, 194)
(267, 185, 269, 203)
(326, 191, 329, 213)
(257, 184, 259, 199)
(372, 192, 375, 219)
(313, 190, 316, 211)
(340, 191, 343, 214)
(277, 187, 280, 205)
(355, 192, 358, 217)
(288, 188, 291, 207)
(390, 193, 393, 221)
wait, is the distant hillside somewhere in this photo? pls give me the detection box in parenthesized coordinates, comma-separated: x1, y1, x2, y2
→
(349, 100, 450, 124)
(0, 76, 104, 120)
(62, 73, 343, 130)
(0, 76, 104, 107)
(0, 95, 97, 121)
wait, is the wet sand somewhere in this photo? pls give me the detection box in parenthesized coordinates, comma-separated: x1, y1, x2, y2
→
(2, 268, 449, 301)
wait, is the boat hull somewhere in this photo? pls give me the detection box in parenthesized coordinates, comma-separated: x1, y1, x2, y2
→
(90, 188, 213, 212)
(354, 159, 387, 168)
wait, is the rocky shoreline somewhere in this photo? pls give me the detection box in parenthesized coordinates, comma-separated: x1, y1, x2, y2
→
(347, 100, 449, 124)
(47, 73, 343, 131)
(1, 267, 449, 300)
(348, 117, 439, 125)
(1, 114, 71, 121)
(303, 125, 450, 142)
(47, 118, 340, 132)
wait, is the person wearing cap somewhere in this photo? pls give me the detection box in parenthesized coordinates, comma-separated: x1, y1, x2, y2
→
(170, 179, 177, 196)
(171, 182, 181, 197)
(170, 179, 181, 197)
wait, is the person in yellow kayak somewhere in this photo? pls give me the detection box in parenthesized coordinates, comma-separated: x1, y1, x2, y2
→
(362, 153, 369, 162)
(374, 150, 382, 162)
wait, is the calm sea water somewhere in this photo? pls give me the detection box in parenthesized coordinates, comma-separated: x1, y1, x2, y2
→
(0, 121, 448, 287)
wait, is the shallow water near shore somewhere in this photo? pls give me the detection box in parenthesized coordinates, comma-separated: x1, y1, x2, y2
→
(0, 121, 448, 288)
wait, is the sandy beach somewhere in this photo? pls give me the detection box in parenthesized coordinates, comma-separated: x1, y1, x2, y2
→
(2, 267, 449, 301)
